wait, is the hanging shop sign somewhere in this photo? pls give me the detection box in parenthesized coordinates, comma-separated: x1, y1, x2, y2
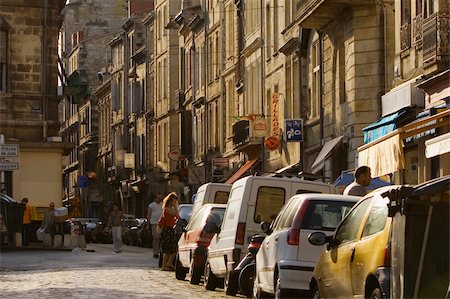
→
(285, 119, 304, 142)
(168, 148, 186, 161)
(272, 93, 280, 136)
(265, 136, 280, 151)
(252, 117, 268, 138)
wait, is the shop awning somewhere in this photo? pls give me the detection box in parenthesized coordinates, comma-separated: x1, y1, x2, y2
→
(363, 109, 411, 143)
(358, 108, 450, 177)
(275, 162, 302, 175)
(310, 136, 344, 174)
(358, 134, 405, 177)
(425, 132, 450, 158)
(225, 159, 259, 184)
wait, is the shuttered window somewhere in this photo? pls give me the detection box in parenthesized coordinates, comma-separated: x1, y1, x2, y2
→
(0, 30, 7, 92)
(0, 30, 6, 63)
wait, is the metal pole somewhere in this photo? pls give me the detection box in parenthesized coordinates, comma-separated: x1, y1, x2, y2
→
(0, 134, 5, 193)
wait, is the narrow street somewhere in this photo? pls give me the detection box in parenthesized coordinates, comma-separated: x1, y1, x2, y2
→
(0, 244, 239, 299)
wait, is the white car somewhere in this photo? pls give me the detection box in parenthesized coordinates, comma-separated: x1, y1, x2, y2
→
(253, 193, 359, 298)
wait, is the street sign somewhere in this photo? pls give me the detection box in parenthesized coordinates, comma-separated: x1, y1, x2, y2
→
(0, 144, 19, 157)
(285, 119, 303, 142)
(0, 162, 19, 171)
(188, 166, 205, 185)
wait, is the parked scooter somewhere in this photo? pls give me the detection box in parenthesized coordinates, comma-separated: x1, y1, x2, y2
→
(234, 234, 265, 297)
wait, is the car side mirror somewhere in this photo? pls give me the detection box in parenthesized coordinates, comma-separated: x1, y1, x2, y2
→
(308, 232, 327, 246)
(260, 221, 272, 235)
(203, 222, 220, 234)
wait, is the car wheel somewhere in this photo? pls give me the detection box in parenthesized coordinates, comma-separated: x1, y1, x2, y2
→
(252, 275, 269, 299)
(175, 253, 187, 280)
(239, 263, 256, 298)
(190, 260, 202, 285)
(275, 276, 290, 299)
(369, 287, 383, 299)
(204, 262, 218, 291)
(311, 283, 321, 299)
(225, 270, 239, 296)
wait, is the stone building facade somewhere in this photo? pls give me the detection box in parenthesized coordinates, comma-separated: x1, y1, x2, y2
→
(0, 0, 69, 208)
(59, 0, 128, 217)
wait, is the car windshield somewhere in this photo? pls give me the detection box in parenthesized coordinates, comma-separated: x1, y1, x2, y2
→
(179, 205, 193, 221)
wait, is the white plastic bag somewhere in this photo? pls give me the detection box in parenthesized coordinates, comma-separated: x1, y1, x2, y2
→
(36, 227, 45, 241)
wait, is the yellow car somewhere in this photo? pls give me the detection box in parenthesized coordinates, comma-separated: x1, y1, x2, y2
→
(308, 187, 392, 299)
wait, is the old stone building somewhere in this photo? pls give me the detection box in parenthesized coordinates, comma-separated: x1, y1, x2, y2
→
(59, 0, 128, 217)
(0, 0, 68, 207)
(289, 0, 396, 183)
(358, 0, 449, 184)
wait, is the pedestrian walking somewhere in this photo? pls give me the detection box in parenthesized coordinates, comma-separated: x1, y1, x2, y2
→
(158, 192, 179, 271)
(41, 202, 56, 246)
(343, 166, 372, 196)
(108, 204, 124, 254)
(21, 198, 32, 246)
(147, 193, 163, 258)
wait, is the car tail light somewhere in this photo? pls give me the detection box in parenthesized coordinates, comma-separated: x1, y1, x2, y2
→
(235, 222, 246, 245)
(287, 228, 300, 245)
(287, 200, 311, 246)
(382, 242, 391, 266)
(197, 228, 213, 247)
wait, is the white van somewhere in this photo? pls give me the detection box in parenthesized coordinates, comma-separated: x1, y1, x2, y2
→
(204, 175, 335, 294)
(191, 183, 231, 218)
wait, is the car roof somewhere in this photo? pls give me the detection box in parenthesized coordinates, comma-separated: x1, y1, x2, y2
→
(290, 193, 360, 202)
(200, 203, 227, 209)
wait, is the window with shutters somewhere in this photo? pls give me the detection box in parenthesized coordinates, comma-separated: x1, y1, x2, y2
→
(0, 29, 7, 92)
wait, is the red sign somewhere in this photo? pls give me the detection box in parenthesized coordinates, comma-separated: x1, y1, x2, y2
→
(272, 94, 279, 136)
(168, 148, 186, 161)
(265, 136, 280, 151)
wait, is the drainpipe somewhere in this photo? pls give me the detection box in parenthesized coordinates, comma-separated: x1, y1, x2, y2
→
(377, 0, 389, 93)
(42, 0, 48, 140)
(296, 31, 303, 172)
(319, 32, 324, 181)
(260, 0, 265, 173)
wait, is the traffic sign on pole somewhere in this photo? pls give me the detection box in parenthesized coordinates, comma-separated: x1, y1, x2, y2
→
(0, 162, 19, 171)
(0, 144, 19, 157)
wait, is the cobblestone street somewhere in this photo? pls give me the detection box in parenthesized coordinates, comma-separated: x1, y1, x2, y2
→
(0, 244, 240, 299)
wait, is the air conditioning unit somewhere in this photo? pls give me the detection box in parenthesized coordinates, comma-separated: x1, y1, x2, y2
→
(381, 81, 425, 116)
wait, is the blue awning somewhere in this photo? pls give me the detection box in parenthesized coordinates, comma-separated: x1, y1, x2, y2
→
(333, 171, 391, 191)
(363, 108, 410, 143)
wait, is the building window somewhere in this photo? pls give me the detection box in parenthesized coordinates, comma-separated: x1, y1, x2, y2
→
(162, 58, 167, 99)
(0, 29, 7, 92)
(215, 32, 219, 79)
(266, 4, 271, 58)
(273, 0, 279, 52)
(285, 0, 291, 26)
(226, 5, 235, 59)
(309, 33, 321, 119)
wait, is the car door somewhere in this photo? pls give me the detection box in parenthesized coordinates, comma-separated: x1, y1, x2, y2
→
(258, 197, 298, 291)
(350, 195, 390, 296)
(179, 206, 207, 267)
(316, 197, 372, 298)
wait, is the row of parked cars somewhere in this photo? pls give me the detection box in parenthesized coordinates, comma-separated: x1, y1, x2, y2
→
(173, 174, 449, 299)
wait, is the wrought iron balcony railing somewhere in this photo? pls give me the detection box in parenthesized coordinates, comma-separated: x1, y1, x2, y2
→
(423, 13, 450, 66)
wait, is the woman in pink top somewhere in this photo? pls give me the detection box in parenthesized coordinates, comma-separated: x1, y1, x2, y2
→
(159, 192, 180, 271)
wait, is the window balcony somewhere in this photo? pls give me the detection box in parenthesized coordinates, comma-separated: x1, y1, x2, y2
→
(296, 0, 372, 29)
(422, 13, 449, 68)
(413, 13, 423, 48)
(232, 118, 263, 153)
(400, 22, 411, 52)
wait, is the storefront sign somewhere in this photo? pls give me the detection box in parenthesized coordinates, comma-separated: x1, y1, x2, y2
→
(285, 119, 303, 142)
(272, 94, 279, 136)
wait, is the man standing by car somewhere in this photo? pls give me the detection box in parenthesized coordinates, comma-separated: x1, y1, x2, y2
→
(147, 193, 163, 258)
(21, 198, 32, 246)
(108, 204, 124, 254)
(343, 166, 372, 196)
